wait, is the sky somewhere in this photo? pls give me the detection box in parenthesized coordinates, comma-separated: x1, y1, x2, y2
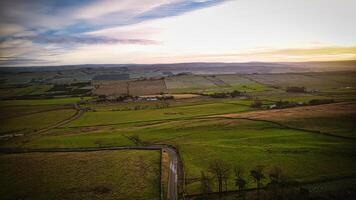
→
(0, 0, 355, 66)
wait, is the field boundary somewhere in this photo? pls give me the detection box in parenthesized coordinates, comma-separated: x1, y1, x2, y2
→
(0, 146, 163, 154)
(212, 116, 356, 141)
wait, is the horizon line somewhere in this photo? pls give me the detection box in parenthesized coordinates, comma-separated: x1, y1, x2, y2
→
(1, 59, 355, 68)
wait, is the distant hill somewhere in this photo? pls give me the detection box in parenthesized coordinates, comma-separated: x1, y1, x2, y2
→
(0, 60, 355, 74)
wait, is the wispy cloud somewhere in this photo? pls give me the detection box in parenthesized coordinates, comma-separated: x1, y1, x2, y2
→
(0, 0, 225, 34)
(136, 0, 224, 20)
(0, 57, 57, 66)
(0, 0, 355, 66)
(2, 35, 157, 45)
(0, 0, 224, 66)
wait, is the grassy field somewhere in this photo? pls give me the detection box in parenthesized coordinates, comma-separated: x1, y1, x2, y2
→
(249, 88, 356, 104)
(15, 129, 135, 148)
(6, 106, 355, 196)
(0, 97, 91, 106)
(165, 74, 270, 94)
(305, 71, 356, 86)
(119, 118, 356, 194)
(0, 104, 71, 120)
(165, 75, 217, 91)
(13, 116, 356, 195)
(0, 97, 87, 136)
(222, 102, 356, 138)
(93, 79, 167, 96)
(0, 150, 160, 200)
(0, 109, 76, 135)
(129, 79, 167, 96)
(217, 74, 270, 92)
(66, 100, 252, 127)
(245, 73, 355, 90)
(1, 71, 356, 199)
(0, 85, 53, 98)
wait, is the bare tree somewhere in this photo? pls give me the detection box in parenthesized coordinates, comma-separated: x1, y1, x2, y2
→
(234, 166, 247, 200)
(208, 159, 230, 195)
(250, 165, 265, 188)
(250, 165, 265, 200)
(200, 171, 212, 198)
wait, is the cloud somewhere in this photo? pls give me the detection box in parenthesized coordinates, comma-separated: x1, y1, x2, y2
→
(0, 57, 56, 66)
(2, 35, 157, 45)
(0, 0, 75, 29)
(136, 0, 224, 20)
(74, 0, 168, 20)
(0, 0, 229, 66)
(0, 34, 158, 67)
(0, 0, 226, 35)
(0, 0, 355, 66)
(0, 24, 24, 36)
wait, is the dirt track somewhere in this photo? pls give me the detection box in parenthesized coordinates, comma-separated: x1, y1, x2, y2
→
(34, 103, 84, 135)
(0, 104, 84, 139)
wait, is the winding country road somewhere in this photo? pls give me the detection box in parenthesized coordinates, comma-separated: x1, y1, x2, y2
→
(166, 147, 178, 200)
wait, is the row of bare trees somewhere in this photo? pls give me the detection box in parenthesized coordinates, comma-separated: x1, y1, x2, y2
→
(200, 159, 288, 199)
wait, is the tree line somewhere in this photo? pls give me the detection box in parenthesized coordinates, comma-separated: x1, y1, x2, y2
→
(199, 159, 299, 200)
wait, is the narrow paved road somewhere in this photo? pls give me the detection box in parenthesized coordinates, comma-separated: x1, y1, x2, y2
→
(166, 147, 178, 200)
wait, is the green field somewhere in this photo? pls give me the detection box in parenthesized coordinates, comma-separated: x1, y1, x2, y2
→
(66, 100, 252, 127)
(0, 85, 53, 98)
(15, 129, 135, 148)
(9, 116, 356, 195)
(0, 97, 91, 106)
(120, 118, 356, 194)
(246, 72, 356, 90)
(165, 74, 270, 94)
(229, 102, 356, 139)
(0, 97, 88, 136)
(0, 109, 76, 135)
(0, 150, 160, 200)
(1, 70, 356, 199)
(0, 104, 70, 120)
(280, 114, 356, 138)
